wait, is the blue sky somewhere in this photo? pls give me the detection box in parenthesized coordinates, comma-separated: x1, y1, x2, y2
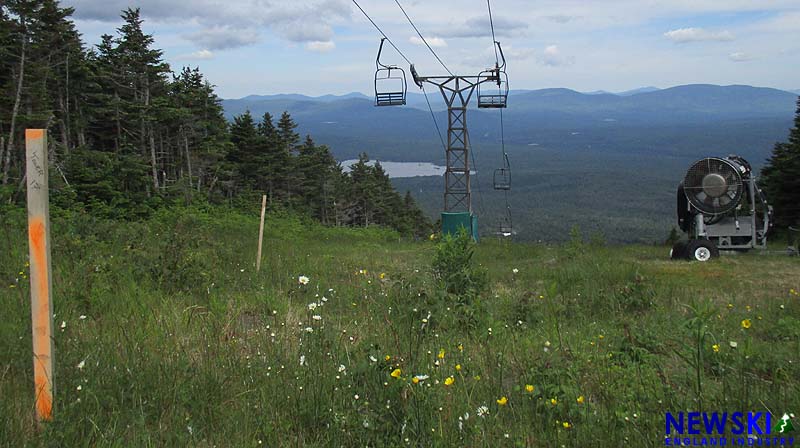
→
(63, 0, 800, 98)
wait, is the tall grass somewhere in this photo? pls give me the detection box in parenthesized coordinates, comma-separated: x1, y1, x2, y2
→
(1, 206, 798, 446)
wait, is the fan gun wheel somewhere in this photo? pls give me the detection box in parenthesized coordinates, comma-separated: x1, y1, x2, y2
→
(686, 239, 719, 262)
(670, 241, 688, 260)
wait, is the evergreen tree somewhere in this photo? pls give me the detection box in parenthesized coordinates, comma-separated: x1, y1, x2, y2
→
(761, 97, 800, 227)
(257, 112, 290, 202)
(228, 110, 263, 192)
(114, 8, 170, 190)
(0, 2, 430, 232)
(277, 111, 299, 150)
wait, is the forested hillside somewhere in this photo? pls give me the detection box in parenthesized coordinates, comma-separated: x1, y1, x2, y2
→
(0, 3, 429, 236)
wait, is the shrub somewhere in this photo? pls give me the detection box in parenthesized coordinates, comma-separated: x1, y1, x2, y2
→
(431, 229, 487, 300)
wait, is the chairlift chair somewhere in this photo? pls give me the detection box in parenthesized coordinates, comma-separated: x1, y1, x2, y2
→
(478, 42, 508, 109)
(497, 210, 513, 237)
(493, 154, 511, 190)
(374, 38, 407, 107)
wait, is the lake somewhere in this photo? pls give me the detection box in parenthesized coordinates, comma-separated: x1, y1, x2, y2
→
(340, 160, 448, 178)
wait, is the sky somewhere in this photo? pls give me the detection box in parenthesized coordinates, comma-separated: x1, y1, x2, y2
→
(62, 0, 800, 99)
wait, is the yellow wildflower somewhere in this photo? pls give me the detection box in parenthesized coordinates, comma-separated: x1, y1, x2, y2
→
(455, 364, 461, 371)
(712, 344, 720, 353)
(727, 303, 733, 309)
(444, 376, 455, 386)
(379, 272, 386, 279)
(741, 319, 751, 329)
(473, 375, 481, 381)
(384, 355, 391, 361)
(525, 384, 534, 393)
(429, 234, 436, 241)
(576, 395, 585, 404)
(496, 396, 508, 406)
(391, 368, 402, 379)
(412, 377, 419, 384)
(598, 334, 604, 340)
(563, 421, 571, 429)
(457, 343, 463, 352)
(550, 398, 558, 406)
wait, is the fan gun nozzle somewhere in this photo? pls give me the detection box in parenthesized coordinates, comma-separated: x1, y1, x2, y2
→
(702, 173, 728, 198)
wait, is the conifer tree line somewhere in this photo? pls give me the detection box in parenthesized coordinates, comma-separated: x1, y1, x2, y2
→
(0, 2, 430, 236)
(761, 97, 800, 229)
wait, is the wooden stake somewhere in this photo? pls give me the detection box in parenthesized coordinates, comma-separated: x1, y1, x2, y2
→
(26, 129, 54, 422)
(256, 195, 267, 272)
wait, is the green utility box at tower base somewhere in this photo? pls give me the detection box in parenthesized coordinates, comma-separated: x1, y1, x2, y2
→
(441, 212, 479, 242)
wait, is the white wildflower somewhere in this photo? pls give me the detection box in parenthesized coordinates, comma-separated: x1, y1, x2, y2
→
(512, 268, 519, 274)
(299, 355, 306, 366)
(77, 359, 86, 370)
(338, 364, 346, 373)
(298, 275, 310, 285)
(312, 315, 322, 321)
(307, 302, 318, 311)
(476, 405, 489, 418)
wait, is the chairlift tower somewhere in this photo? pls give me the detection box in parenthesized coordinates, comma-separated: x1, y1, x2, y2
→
(372, 30, 509, 237)
(408, 44, 507, 214)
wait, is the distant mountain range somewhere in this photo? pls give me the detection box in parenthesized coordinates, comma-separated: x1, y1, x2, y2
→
(222, 84, 797, 162)
(221, 84, 798, 242)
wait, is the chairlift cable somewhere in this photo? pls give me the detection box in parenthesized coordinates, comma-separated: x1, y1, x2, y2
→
(352, 0, 412, 65)
(487, 0, 500, 65)
(393, 0, 454, 76)
(470, 140, 487, 217)
(421, 84, 447, 152)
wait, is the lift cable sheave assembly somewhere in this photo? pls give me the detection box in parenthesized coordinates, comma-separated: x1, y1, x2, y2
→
(351, 0, 513, 238)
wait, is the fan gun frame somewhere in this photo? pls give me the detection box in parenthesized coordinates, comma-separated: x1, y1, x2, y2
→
(671, 155, 773, 261)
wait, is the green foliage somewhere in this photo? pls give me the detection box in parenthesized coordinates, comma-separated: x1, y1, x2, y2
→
(1, 210, 799, 446)
(666, 226, 681, 245)
(761, 97, 800, 227)
(0, 3, 427, 237)
(432, 229, 488, 299)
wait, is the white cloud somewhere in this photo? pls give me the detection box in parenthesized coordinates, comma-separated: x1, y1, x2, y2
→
(409, 36, 447, 48)
(538, 45, 573, 67)
(185, 26, 260, 50)
(664, 27, 735, 43)
(65, 0, 351, 48)
(179, 49, 215, 60)
(306, 41, 336, 53)
(728, 52, 753, 62)
(436, 15, 528, 38)
(749, 11, 800, 32)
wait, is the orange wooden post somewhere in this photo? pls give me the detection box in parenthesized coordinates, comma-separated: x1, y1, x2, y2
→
(256, 195, 267, 271)
(26, 129, 55, 422)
